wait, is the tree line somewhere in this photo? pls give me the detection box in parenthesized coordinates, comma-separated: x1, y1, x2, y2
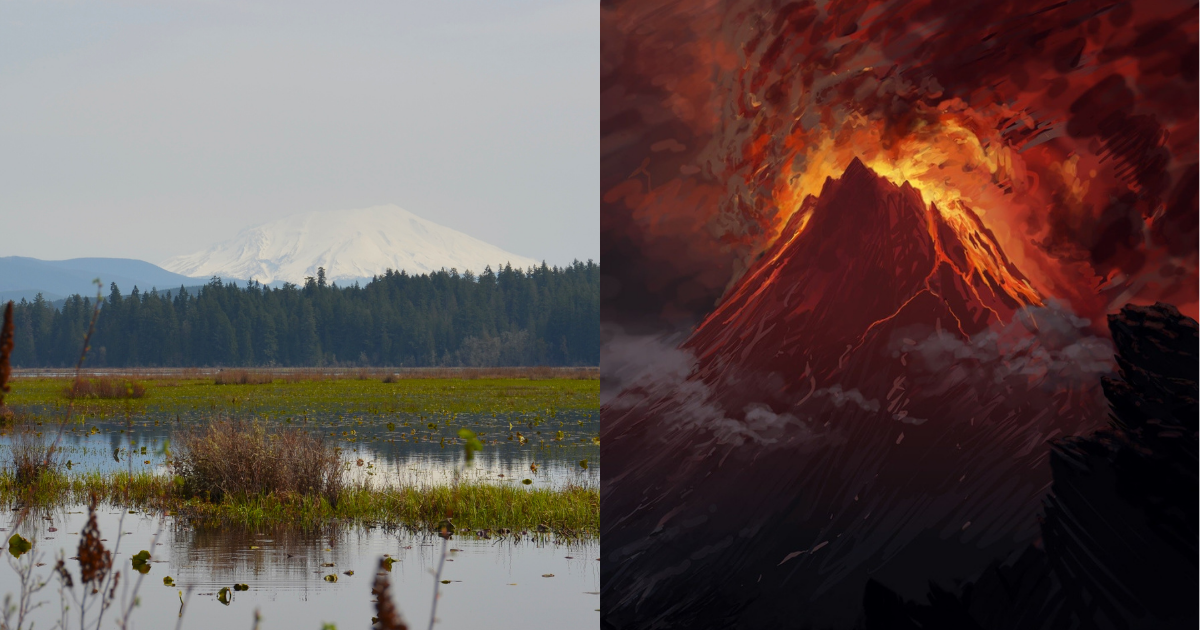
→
(8, 261, 599, 367)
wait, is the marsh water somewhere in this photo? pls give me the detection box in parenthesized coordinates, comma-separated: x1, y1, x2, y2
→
(10, 407, 600, 488)
(1, 378, 600, 628)
(0, 507, 599, 629)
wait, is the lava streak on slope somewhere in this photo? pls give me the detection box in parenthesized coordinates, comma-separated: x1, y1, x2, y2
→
(601, 0, 1198, 331)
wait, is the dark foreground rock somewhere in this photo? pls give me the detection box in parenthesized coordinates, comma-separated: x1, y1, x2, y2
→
(865, 302, 1198, 630)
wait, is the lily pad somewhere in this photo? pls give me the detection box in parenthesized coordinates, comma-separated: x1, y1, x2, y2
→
(7, 534, 31, 558)
(522, 479, 532, 485)
(323, 574, 338, 582)
(163, 576, 175, 587)
(131, 550, 151, 574)
(233, 583, 248, 591)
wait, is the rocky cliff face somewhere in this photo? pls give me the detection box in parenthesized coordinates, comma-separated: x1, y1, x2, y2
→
(864, 302, 1199, 630)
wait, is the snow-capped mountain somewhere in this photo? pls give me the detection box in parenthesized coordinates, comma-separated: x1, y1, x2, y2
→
(161, 205, 541, 285)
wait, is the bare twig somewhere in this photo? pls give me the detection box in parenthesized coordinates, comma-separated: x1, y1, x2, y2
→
(2, 547, 51, 630)
(0, 301, 13, 412)
(428, 533, 449, 630)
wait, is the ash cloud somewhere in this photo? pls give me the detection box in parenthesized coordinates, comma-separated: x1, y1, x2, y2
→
(812, 384, 881, 413)
(600, 323, 694, 407)
(603, 301, 1116, 448)
(601, 324, 812, 447)
(895, 301, 1115, 389)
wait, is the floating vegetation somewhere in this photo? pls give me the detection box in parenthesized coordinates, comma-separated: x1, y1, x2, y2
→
(7, 533, 31, 558)
(131, 549, 151, 574)
(8, 375, 598, 418)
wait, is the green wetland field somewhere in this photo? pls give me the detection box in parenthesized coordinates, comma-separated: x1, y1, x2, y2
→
(0, 368, 601, 629)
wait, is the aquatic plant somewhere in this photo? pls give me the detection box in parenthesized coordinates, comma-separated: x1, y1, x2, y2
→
(172, 419, 344, 504)
(9, 423, 60, 485)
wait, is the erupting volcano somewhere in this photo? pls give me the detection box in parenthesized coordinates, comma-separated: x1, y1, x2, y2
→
(601, 1, 1198, 627)
(602, 160, 1114, 628)
(686, 158, 1043, 404)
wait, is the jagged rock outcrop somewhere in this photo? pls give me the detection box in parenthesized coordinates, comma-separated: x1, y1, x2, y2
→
(864, 302, 1199, 630)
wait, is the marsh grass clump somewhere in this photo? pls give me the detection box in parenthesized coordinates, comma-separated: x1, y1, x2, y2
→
(64, 377, 146, 400)
(173, 419, 343, 503)
(9, 422, 61, 485)
(212, 370, 275, 385)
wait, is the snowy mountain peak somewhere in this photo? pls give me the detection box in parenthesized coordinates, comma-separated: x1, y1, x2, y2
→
(161, 205, 541, 285)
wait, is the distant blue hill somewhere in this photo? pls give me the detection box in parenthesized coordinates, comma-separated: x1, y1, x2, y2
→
(0, 256, 241, 306)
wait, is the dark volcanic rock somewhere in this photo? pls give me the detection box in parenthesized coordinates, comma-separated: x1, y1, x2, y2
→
(864, 302, 1199, 630)
(1042, 303, 1198, 629)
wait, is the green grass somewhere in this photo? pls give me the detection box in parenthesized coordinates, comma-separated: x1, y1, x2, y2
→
(6, 377, 599, 420)
(0, 471, 599, 535)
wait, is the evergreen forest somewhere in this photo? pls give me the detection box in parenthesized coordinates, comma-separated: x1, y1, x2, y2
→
(7, 261, 599, 367)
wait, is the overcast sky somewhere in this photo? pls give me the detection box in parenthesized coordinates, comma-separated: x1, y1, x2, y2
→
(0, 0, 597, 267)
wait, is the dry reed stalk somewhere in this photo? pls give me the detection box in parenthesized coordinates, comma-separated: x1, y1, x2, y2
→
(64, 377, 147, 399)
(173, 419, 344, 503)
(0, 301, 12, 413)
(213, 369, 274, 385)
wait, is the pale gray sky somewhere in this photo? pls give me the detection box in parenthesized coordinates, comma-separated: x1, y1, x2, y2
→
(0, 0, 598, 267)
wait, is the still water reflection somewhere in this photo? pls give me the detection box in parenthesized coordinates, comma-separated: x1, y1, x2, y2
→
(0, 507, 599, 629)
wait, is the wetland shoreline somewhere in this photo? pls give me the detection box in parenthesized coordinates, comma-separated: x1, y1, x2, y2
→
(1, 471, 599, 535)
(1, 374, 600, 535)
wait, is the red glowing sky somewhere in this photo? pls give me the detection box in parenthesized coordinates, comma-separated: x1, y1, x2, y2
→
(601, 0, 1198, 329)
